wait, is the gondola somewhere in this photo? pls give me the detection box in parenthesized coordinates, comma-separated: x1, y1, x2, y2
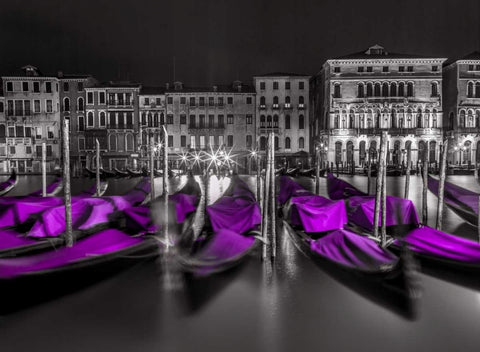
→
(114, 167, 129, 178)
(297, 168, 315, 178)
(0, 178, 151, 257)
(427, 175, 479, 225)
(127, 167, 142, 177)
(84, 167, 98, 178)
(326, 173, 419, 235)
(0, 228, 160, 314)
(0, 170, 18, 196)
(275, 167, 286, 176)
(28, 176, 64, 197)
(100, 168, 117, 178)
(279, 176, 418, 304)
(177, 175, 262, 276)
(285, 167, 300, 177)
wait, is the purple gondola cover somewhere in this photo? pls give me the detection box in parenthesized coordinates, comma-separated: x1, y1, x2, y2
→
(0, 197, 64, 228)
(398, 226, 480, 263)
(279, 176, 348, 233)
(29, 177, 63, 196)
(207, 177, 261, 235)
(326, 173, 366, 200)
(0, 229, 37, 251)
(428, 176, 479, 214)
(0, 229, 146, 279)
(347, 195, 419, 231)
(310, 228, 398, 271)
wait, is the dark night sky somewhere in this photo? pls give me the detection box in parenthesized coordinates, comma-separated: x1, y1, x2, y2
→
(0, 0, 479, 86)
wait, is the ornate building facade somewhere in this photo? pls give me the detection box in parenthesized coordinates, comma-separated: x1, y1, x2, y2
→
(1, 65, 61, 173)
(253, 73, 310, 168)
(443, 52, 480, 165)
(314, 45, 446, 168)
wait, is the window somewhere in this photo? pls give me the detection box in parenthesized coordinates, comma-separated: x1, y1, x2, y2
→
(63, 97, 70, 112)
(0, 102, 3, 113)
(16, 125, 24, 137)
(358, 67, 364, 73)
(333, 84, 341, 98)
(77, 82, 84, 91)
(180, 97, 186, 104)
(180, 114, 186, 125)
(273, 96, 279, 108)
(260, 96, 266, 108)
(167, 114, 173, 124)
(25, 100, 31, 115)
(8, 126, 15, 137)
(432, 65, 438, 72)
(209, 135, 215, 146)
(218, 97, 224, 106)
(35, 126, 42, 138)
(246, 135, 252, 149)
(390, 83, 397, 96)
(366, 66, 373, 72)
(46, 100, 53, 113)
(209, 97, 215, 106)
(199, 97, 205, 106)
(382, 66, 389, 72)
(33, 82, 40, 92)
(407, 82, 414, 97)
(407, 66, 413, 72)
(260, 82, 265, 90)
(227, 114, 234, 124)
(144, 97, 150, 105)
(78, 138, 85, 151)
(467, 82, 474, 97)
(199, 115, 205, 128)
(189, 115, 196, 128)
(190, 135, 196, 149)
(285, 137, 291, 149)
(358, 84, 365, 98)
(78, 97, 84, 111)
(366, 83, 373, 97)
(189, 97, 196, 106)
(476, 82, 480, 98)
(87, 92, 93, 104)
(10, 146, 16, 155)
(47, 126, 54, 139)
(167, 97, 173, 104)
(99, 112, 106, 127)
(199, 135, 205, 148)
(227, 135, 233, 147)
(181, 135, 186, 147)
(299, 137, 304, 149)
(246, 114, 252, 124)
(160, 113, 165, 124)
(382, 82, 389, 97)
(109, 134, 117, 151)
(99, 92, 105, 104)
(431, 82, 439, 97)
(299, 115, 305, 129)
(468, 65, 474, 71)
(260, 115, 265, 128)
(156, 98, 161, 105)
(63, 82, 69, 91)
(218, 115, 224, 128)
(273, 81, 279, 90)
(6, 82, 13, 92)
(7, 100, 13, 116)
(208, 114, 214, 128)
(227, 97, 233, 105)
(86, 111, 94, 127)
(285, 82, 291, 90)
(22, 82, 29, 92)
(285, 115, 290, 129)
(45, 82, 52, 93)
(168, 135, 173, 147)
(334, 67, 340, 73)
(273, 115, 278, 127)
(246, 97, 252, 104)
(398, 82, 405, 96)
(15, 101, 23, 116)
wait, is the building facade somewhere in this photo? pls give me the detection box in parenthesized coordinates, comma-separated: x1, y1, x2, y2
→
(1, 65, 61, 173)
(314, 45, 446, 168)
(253, 73, 310, 168)
(165, 81, 256, 171)
(443, 52, 480, 165)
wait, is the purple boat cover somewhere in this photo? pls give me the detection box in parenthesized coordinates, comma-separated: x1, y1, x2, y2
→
(280, 177, 348, 233)
(207, 177, 261, 234)
(310, 228, 398, 271)
(0, 173, 16, 194)
(0, 197, 64, 228)
(0, 229, 146, 279)
(347, 195, 419, 231)
(327, 173, 367, 200)
(428, 176, 479, 214)
(0, 229, 37, 251)
(398, 226, 480, 263)
(29, 177, 63, 196)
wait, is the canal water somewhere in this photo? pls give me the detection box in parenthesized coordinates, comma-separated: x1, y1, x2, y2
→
(1, 174, 480, 352)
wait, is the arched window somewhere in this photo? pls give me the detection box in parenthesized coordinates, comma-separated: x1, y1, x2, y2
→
(449, 112, 454, 129)
(382, 82, 389, 97)
(87, 111, 94, 127)
(285, 115, 290, 129)
(424, 109, 430, 128)
(63, 97, 70, 112)
(467, 82, 474, 98)
(109, 134, 117, 151)
(299, 137, 305, 149)
(464, 141, 472, 164)
(418, 140, 426, 162)
(358, 83, 365, 98)
(407, 82, 414, 97)
(126, 133, 134, 151)
(260, 115, 265, 128)
(346, 141, 354, 164)
(476, 82, 480, 98)
(285, 96, 291, 107)
(431, 82, 439, 97)
(432, 110, 437, 128)
(334, 113, 339, 128)
(299, 115, 304, 129)
(393, 140, 401, 165)
(359, 141, 366, 164)
(273, 96, 279, 107)
(374, 83, 381, 97)
(459, 110, 466, 127)
(390, 82, 397, 96)
(154, 113, 159, 127)
(148, 113, 153, 127)
(77, 97, 84, 111)
(274, 136, 279, 150)
(333, 84, 341, 98)
(260, 96, 266, 106)
(429, 141, 436, 162)
(335, 141, 342, 163)
(398, 82, 405, 97)
(0, 124, 5, 140)
(299, 96, 305, 105)
(416, 109, 422, 128)
(366, 83, 373, 97)
(260, 136, 266, 151)
(160, 113, 165, 125)
(99, 111, 106, 127)
(467, 110, 474, 127)
(267, 115, 272, 127)
(349, 110, 355, 128)
(476, 110, 480, 128)
(141, 112, 146, 125)
(273, 115, 279, 127)
(285, 137, 291, 149)
(392, 109, 397, 128)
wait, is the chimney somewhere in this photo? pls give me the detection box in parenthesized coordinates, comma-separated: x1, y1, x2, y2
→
(174, 81, 183, 90)
(57, 71, 64, 78)
(165, 82, 170, 90)
(213, 85, 218, 92)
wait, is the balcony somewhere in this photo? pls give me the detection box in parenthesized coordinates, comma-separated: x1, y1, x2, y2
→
(415, 128, 442, 136)
(259, 126, 279, 133)
(259, 104, 266, 110)
(457, 127, 480, 134)
(330, 129, 358, 136)
(272, 104, 279, 110)
(108, 101, 134, 107)
(298, 104, 305, 110)
(284, 104, 292, 109)
(108, 124, 134, 129)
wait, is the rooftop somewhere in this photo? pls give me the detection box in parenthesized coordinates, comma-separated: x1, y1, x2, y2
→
(254, 72, 310, 78)
(331, 44, 435, 60)
(165, 81, 255, 94)
(140, 86, 166, 95)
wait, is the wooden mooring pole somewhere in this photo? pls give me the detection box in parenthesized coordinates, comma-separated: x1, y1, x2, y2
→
(163, 126, 169, 247)
(150, 136, 156, 201)
(436, 139, 448, 230)
(315, 147, 320, 195)
(422, 144, 429, 224)
(42, 142, 47, 197)
(381, 134, 387, 246)
(269, 132, 276, 259)
(96, 139, 101, 196)
(404, 147, 411, 199)
(63, 117, 73, 247)
(261, 134, 272, 261)
(373, 132, 387, 241)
